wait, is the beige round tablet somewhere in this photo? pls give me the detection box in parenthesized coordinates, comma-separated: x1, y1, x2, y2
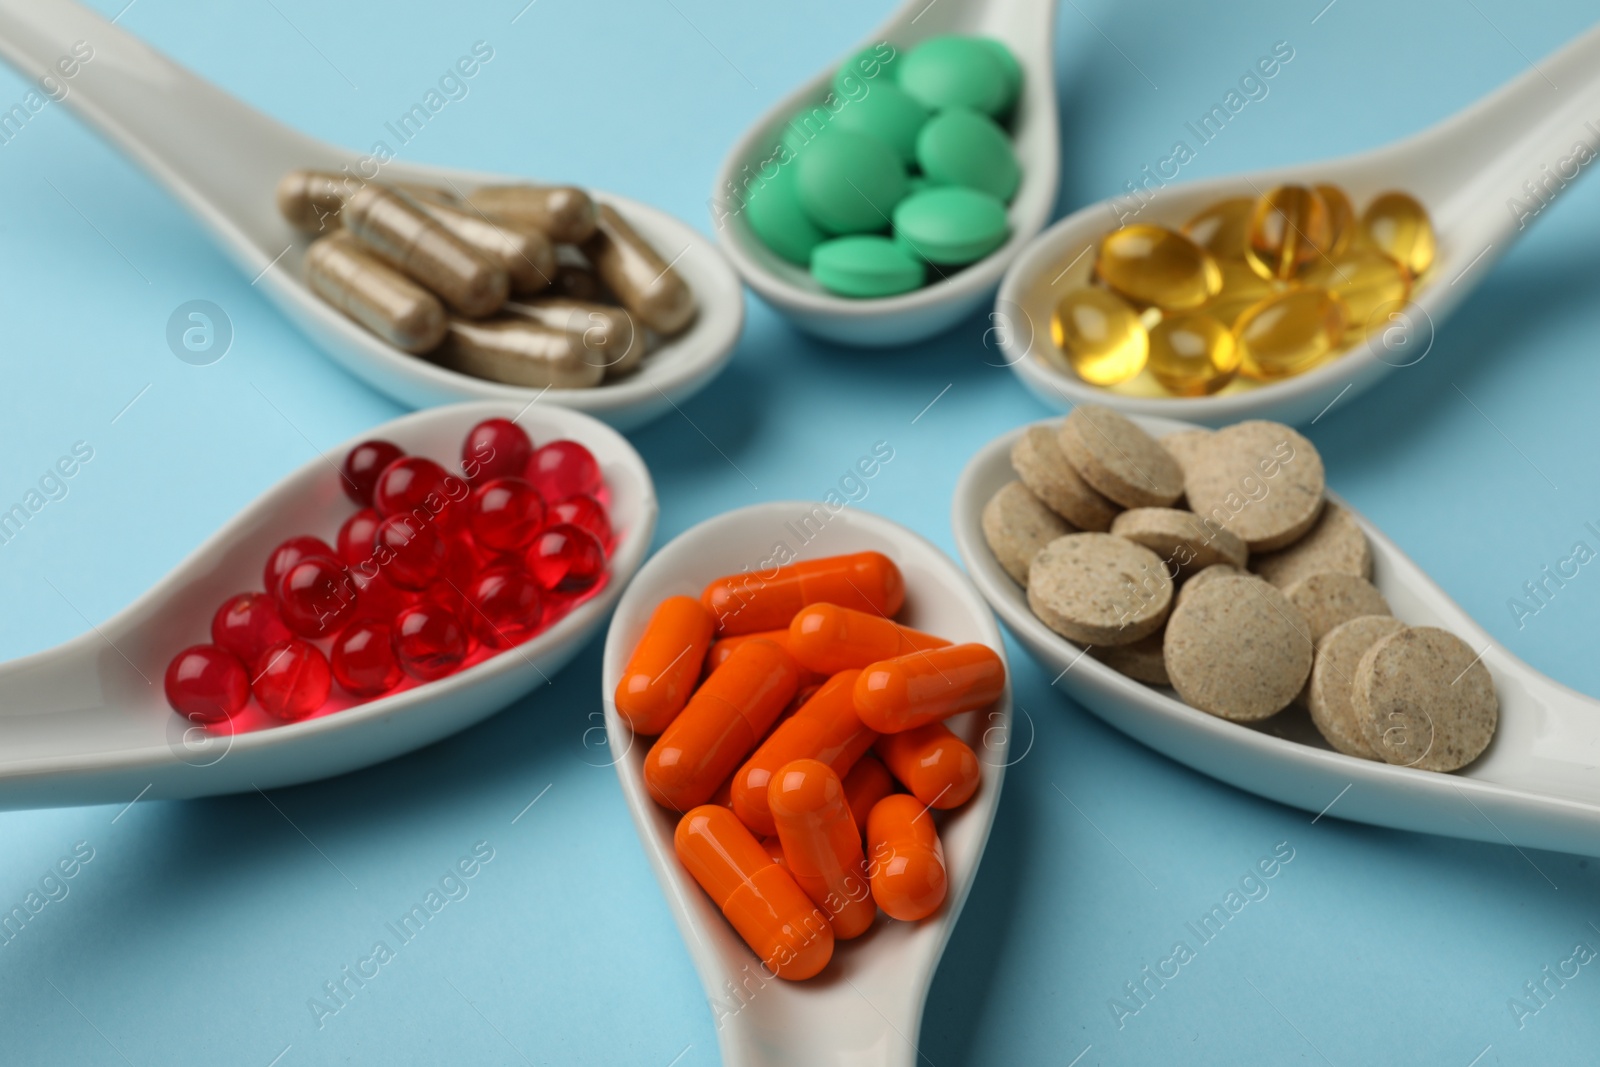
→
(983, 480, 1075, 585)
(1353, 626, 1497, 772)
(1307, 615, 1404, 760)
(1160, 429, 1211, 490)
(1285, 573, 1390, 643)
(1184, 421, 1326, 552)
(1058, 405, 1185, 508)
(1176, 563, 1247, 607)
(1091, 630, 1169, 686)
(1111, 507, 1248, 573)
(1163, 576, 1312, 721)
(1027, 533, 1172, 646)
(1251, 501, 1371, 589)
(1011, 425, 1119, 531)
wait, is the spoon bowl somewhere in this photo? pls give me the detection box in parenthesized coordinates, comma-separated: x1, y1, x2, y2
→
(0, 400, 657, 811)
(0, 0, 743, 431)
(601, 502, 1011, 1066)
(712, 0, 1059, 347)
(954, 416, 1600, 858)
(997, 22, 1600, 426)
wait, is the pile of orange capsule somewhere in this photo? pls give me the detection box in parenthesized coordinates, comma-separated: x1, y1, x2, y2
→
(615, 551, 1007, 980)
(1049, 184, 1436, 395)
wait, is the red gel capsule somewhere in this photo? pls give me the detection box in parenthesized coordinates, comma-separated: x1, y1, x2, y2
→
(373, 456, 467, 531)
(464, 564, 544, 648)
(253, 639, 332, 721)
(463, 417, 533, 484)
(373, 513, 448, 590)
(525, 439, 600, 502)
(210, 592, 292, 667)
(701, 552, 905, 635)
(468, 477, 546, 553)
(337, 508, 383, 567)
(393, 601, 468, 680)
(264, 536, 337, 600)
(853, 643, 1006, 733)
(550, 494, 610, 547)
(331, 620, 404, 697)
(341, 439, 404, 507)
(347, 563, 414, 623)
(164, 644, 249, 723)
(277, 555, 359, 638)
(526, 523, 606, 594)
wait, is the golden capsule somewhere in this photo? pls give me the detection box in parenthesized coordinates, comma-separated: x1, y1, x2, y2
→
(467, 184, 600, 244)
(1304, 248, 1412, 340)
(277, 169, 352, 234)
(1049, 287, 1149, 385)
(1245, 185, 1333, 280)
(1181, 197, 1255, 261)
(505, 297, 644, 378)
(304, 233, 447, 354)
(433, 318, 606, 389)
(1316, 184, 1356, 258)
(342, 185, 509, 317)
(1147, 313, 1239, 396)
(1095, 225, 1222, 311)
(1202, 259, 1283, 328)
(1236, 288, 1348, 381)
(1362, 192, 1435, 276)
(583, 204, 698, 336)
(411, 197, 555, 297)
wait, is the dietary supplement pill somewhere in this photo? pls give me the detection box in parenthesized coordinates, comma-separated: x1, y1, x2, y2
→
(583, 204, 697, 335)
(892, 186, 1010, 265)
(615, 595, 716, 735)
(866, 794, 947, 921)
(1049, 287, 1149, 386)
(415, 197, 556, 296)
(896, 35, 1011, 116)
(810, 236, 925, 297)
(875, 722, 980, 809)
(787, 603, 950, 675)
(1096, 225, 1222, 311)
(1361, 191, 1435, 276)
(305, 233, 448, 354)
(702, 551, 905, 635)
(434, 318, 606, 389)
(914, 107, 1019, 202)
(795, 128, 909, 235)
(769, 759, 877, 939)
(505, 297, 642, 377)
(277, 168, 350, 233)
(342, 185, 508, 318)
(467, 184, 599, 244)
(853, 642, 1006, 733)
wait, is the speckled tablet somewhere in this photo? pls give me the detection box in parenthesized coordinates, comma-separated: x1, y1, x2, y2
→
(1027, 533, 1172, 646)
(1057, 405, 1185, 509)
(1111, 507, 1248, 573)
(1251, 501, 1371, 588)
(1163, 575, 1312, 721)
(1010, 424, 1119, 531)
(983, 480, 1075, 585)
(1307, 614, 1404, 760)
(1284, 573, 1391, 643)
(1091, 630, 1170, 686)
(1353, 626, 1498, 772)
(1184, 420, 1326, 552)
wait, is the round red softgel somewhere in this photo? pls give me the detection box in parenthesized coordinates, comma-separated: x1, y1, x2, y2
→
(337, 508, 382, 567)
(469, 477, 545, 553)
(264, 536, 337, 600)
(463, 418, 533, 485)
(549, 494, 610, 548)
(465, 564, 544, 648)
(211, 592, 293, 666)
(254, 639, 332, 721)
(373, 456, 460, 523)
(526, 523, 606, 594)
(277, 555, 358, 638)
(164, 644, 248, 723)
(341, 440, 404, 507)
(348, 564, 414, 623)
(373, 514, 448, 590)
(393, 601, 469, 681)
(331, 620, 404, 697)
(524, 440, 600, 502)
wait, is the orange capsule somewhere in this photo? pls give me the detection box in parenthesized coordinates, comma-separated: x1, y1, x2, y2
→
(875, 723, 981, 809)
(843, 754, 896, 836)
(615, 596, 715, 735)
(787, 603, 951, 675)
(675, 805, 834, 980)
(702, 552, 905, 635)
(769, 759, 877, 940)
(707, 629, 793, 672)
(854, 643, 1006, 734)
(644, 640, 800, 812)
(762, 835, 788, 869)
(730, 670, 879, 837)
(866, 794, 947, 921)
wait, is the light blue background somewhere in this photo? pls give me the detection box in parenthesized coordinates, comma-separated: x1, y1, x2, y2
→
(0, 0, 1597, 1063)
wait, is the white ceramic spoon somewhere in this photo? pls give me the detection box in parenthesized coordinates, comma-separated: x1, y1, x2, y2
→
(998, 23, 1600, 427)
(953, 415, 1600, 857)
(601, 503, 1012, 1066)
(0, 400, 656, 811)
(0, 0, 743, 431)
(712, 0, 1059, 347)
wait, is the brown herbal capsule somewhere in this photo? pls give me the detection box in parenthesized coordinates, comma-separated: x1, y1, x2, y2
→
(392, 181, 464, 207)
(552, 263, 608, 302)
(505, 297, 644, 378)
(304, 233, 447, 354)
(414, 198, 555, 296)
(583, 204, 697, 336)
(467, 184, 599, 244)
(342, 185, 508, 318)
(434, 317, 605, 389)
(277, 169, 353, 234)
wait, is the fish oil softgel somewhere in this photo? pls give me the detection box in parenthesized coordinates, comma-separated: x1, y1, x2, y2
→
(277, 169, 694, 388)
(1040, 183, 1435, 396)
(617, 551, 1007, 979)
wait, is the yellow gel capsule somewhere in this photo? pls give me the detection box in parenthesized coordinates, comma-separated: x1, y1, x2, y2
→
(1362, 192, 1435, 276)
(1148, 313, 1239, 396)
(1050, 287, 1149, 385)
(1202, 260, 1282, 328)
(1245, 185, 1333, 281)
(1095, 225, 1222, 311)
(1182, 197, 1255, 261)
(1316, 184, 1356, 258)
(1305, 248, 1412, 340)
(1236, 288, 1348, 381)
